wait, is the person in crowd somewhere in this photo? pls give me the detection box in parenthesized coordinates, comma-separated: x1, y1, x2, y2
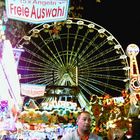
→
(57, 135, 63, 140)
(61, 111, 103, 140)
(45, 135, 49, 140)
(2, 131, 12, 140)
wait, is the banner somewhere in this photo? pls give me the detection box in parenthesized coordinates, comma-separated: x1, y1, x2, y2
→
(21, 83, 45, 97)
(5, 0, 70, 24)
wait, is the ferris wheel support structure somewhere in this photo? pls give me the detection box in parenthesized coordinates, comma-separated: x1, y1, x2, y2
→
(126, 44, 140, 117)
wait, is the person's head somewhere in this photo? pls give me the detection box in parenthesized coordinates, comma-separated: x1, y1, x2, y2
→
(57, 135, 63, 140)
(77, 111, 91, 133)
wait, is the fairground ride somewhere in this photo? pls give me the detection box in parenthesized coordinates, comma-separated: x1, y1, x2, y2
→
(16, 18, 130, 110)
(126, 44, 140, 117)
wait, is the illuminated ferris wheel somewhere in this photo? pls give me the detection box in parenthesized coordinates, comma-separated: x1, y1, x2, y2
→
(16, 18, 129, 107)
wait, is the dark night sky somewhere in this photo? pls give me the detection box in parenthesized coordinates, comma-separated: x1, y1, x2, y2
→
(82, 0, 140, 64)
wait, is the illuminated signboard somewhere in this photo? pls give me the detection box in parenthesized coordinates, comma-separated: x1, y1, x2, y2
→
(5, 0, 70, 24)
(21, 83, 46, 97)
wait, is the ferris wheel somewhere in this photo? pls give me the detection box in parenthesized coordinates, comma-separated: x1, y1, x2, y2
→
(16, 18, 129, 108)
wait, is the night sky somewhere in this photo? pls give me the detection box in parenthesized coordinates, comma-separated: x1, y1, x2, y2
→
(82, 0, 140, 65)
